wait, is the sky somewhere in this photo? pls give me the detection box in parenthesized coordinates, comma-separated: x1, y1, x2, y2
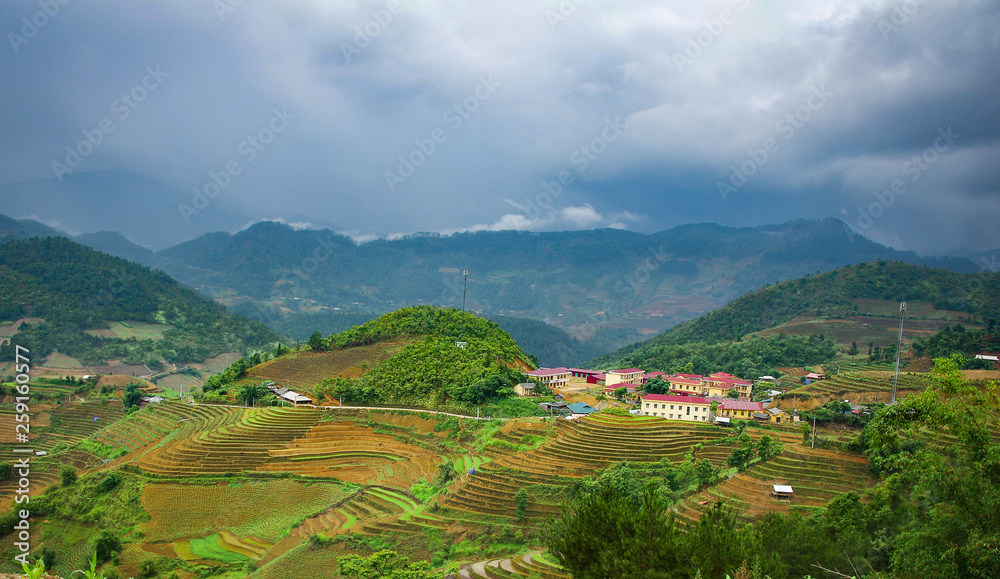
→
(1, 0, 998, 253)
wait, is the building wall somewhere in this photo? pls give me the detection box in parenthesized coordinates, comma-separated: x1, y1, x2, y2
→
(641, 400, 710, 422)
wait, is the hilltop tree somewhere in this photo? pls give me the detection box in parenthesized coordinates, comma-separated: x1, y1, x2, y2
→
(308, 331, 327, 352)
(849, 341, 859, 356)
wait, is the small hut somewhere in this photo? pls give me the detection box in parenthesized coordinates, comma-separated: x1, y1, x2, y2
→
(772, 484, 794, 501)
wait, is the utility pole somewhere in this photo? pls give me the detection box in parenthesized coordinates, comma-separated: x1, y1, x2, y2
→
(462, 269, 469, 312)
(892, 301, 906, 404)
(811, 414, 817, 449)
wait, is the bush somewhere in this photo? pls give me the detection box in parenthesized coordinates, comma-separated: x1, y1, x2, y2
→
(61, 467, 77, 487)
(94, 529, 122, 561)
(0, 463, 11, 480)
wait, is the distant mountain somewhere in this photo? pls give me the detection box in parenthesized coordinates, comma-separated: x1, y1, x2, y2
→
(75, 231, 156, 267)
(489, 316, 609, 367)
(591, 261, 1000, 370)
(0, 236, 282, 366)
(0, 213, 63, 243)
(0, 171, 253, 250)
(152, 218, 979, 351)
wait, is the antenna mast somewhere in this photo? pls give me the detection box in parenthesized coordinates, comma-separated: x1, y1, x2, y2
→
(891, 301, 906, 404)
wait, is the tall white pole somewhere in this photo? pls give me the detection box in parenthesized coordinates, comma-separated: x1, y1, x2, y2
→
(892, 301, 906, 404)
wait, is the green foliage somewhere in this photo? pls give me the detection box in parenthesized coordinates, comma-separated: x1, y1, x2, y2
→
(61, 466, 78, 486)
(514, 488, 529, 522)
(0, 462, 11, 480)
(337, 549, 436, 579)
(122, 383, 142, 410)
(0, 237, 281, 365)
(912, 323, 1000, 366)
(626, 261, 1000, 347)
(73, 552, 105, 579)
(20, 558, 45, 579)
(318, 308, 536, 411)
(593, 333, 836, 379)
(93, 529, 122, 562)
(859, 356, 1000, 577)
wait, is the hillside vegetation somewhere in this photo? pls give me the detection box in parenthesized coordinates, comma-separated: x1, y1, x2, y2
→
(593, 261, 999, 373)
(0, 237, 281, 365)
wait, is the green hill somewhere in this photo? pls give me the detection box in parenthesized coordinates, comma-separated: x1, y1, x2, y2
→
(0, 236, 282, 366)
(312, 306, 538, 410)
(591, 261, 1000, 376)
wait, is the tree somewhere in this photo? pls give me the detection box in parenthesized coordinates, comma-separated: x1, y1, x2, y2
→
(849, 341, 859, 356)
(0, 463, 11, 480)
(308, 331, 326, 352)
(236, 382, 267, 406)
(613, 386, 628, 400)
(594, 392, 608, 409)
(863, 355, 1000, 577)
(122, 382, 142, 410)
(514, 488, 529, 522)
(93, 529, 122, 561)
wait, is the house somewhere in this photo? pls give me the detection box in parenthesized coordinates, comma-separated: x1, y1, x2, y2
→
(569, 368, 603, 380)
(141, 396, 164, 404)
(281, 390, 313, 405)
(640, 394, 711, 422)
(706, 373, 752, 398)
(772, 485, 794, 500)
(538, 401, 569, 415)
(804, 372, 823, 381)
(526, 367, 571, 388)
(717, 400, 764, 420)
(767, 407, 791, 424)
(566, 401, 598, 419)
(605, 368, 645, 386)
(514, 382, 536, 397)
(667, 375, 704, 395)
(587, 372, 607, 385)
(705, 382, 737, 398)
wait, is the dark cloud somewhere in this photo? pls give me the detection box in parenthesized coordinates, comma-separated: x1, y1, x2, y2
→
(0, 0, 996, 252)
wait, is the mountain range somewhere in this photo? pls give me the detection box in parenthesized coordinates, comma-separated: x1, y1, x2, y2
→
(0, 210, 984, 355)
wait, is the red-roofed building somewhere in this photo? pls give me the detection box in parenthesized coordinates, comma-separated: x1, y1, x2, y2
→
(606, 368, 645, 386)
(644, 371, 671, 383)
(526, 367, 570, 388)
(640, 393, 711, 422)
(668, 375, 704, 394)
(569, 368, 603, 379)
(718, 400, 764, 420)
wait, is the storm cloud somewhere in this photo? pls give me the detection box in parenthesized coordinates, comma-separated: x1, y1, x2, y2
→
(1, 0, 997, 252)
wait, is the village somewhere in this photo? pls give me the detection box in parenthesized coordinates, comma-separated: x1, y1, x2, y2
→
(520, 366, 810, 425)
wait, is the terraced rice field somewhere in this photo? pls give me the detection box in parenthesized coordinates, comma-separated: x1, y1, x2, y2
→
(673, 443, 874, 523)
(248, 341, 411, 387)
(460, 551, 571, 579)
(445, 414, 733, 522)
(259, 420, 442, 485)
(140, 479, 349, 543)
(786, 371, 934, 399)
(289, 486, 438, 538)
(137, 407, 322, 475)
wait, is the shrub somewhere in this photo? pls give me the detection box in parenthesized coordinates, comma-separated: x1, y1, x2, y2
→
(61, 467, 77, 487)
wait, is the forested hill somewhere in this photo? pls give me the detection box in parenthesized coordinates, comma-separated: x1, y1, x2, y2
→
(0, 237, 281, 365)
(591, 261, 1000, 370)
(152, 218, 977, 344)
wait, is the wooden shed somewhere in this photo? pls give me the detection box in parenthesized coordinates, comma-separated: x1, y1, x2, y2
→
(772, 484, 794, 500)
